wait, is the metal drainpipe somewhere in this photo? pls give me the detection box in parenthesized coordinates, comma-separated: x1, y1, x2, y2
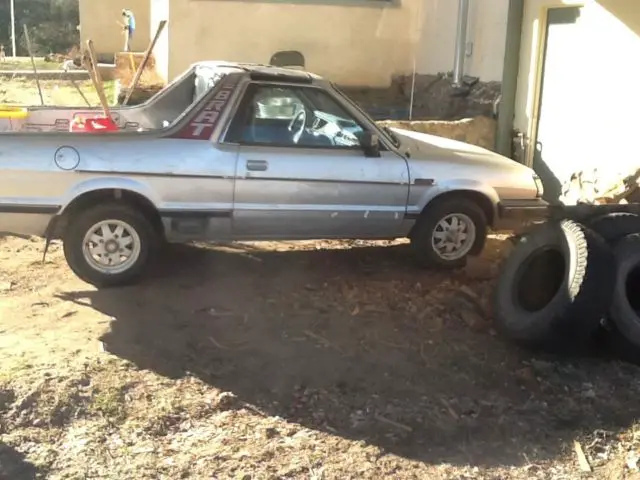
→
(495, 0, 525, 158)
(452, 0, 470, 87)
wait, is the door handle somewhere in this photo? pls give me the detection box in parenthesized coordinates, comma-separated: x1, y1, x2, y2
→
(246, 159, 268, 172)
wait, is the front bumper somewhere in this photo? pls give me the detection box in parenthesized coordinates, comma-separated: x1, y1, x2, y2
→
(494, 198, 550, 231)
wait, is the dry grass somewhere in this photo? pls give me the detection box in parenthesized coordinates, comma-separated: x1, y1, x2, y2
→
(114, 53, 164, 88)
(0, 57, 63, 72)
(0, 78, 118, 107)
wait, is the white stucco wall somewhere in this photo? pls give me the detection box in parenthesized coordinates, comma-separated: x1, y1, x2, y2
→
(83, 0, 511, 85)
(167, 0, 424, 87)
(149, 0, 169, 82)
(415, 0, 509, 82)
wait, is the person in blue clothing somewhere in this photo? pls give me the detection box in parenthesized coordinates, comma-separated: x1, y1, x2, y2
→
(122, 9, 136, 52)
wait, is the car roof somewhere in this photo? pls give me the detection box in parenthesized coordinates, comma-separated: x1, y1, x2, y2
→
(191, 61, 323, 84)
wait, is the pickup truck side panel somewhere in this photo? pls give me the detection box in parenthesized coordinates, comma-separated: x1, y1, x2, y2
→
(232, 146, 410, 240)
(0, 135, 237, 240)
(396, 129, 543, 225)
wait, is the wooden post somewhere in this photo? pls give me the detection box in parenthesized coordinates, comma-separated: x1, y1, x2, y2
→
(23, 25, 44, 106)
(84, 39, 111, 119)
(10, 0, 16, 58)
(115, 20, 129, 52)
(122, 20, 167, 106)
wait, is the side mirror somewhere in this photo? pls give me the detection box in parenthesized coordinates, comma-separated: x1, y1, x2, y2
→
(360, 131, 381, 158)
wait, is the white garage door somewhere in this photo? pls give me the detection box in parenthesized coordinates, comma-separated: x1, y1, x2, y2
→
(529, 2, 640, 203)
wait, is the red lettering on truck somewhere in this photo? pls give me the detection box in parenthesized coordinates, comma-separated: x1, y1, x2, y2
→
(171, 76, 239, 140)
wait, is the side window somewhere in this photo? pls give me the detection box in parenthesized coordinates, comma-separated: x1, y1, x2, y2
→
(226, 83, 367, 148)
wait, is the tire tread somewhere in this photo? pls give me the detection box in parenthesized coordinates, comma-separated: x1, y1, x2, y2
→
(493, 219, 615, 352)
(587, 212, 640, 244)
(608, 233, 640, 350)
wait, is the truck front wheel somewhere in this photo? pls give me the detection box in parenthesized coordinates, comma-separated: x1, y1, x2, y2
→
(62, 203, 159, 287)
(410, 197, 488, 269)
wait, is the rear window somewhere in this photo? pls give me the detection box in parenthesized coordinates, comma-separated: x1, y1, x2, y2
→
(193, 67, 226, 102)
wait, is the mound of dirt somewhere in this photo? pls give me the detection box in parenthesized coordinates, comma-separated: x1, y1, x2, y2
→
(114, 52, 164, 88)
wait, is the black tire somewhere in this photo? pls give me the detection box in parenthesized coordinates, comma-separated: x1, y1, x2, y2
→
(410, 197, 487, 269)
(63, 202, 159, 287)
(586, 212, 640, 244)
(493, 219, 615, 352)
(599, 320, 640, 365)
(608, 234, 640, 351)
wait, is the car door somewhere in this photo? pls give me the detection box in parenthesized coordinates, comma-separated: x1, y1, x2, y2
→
(223, 82, 410, 240)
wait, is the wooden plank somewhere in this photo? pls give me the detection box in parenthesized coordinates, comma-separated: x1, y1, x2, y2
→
(123, 20, 167, 106)
(573, 440, 592, 473)
(83, 40, 112, 120)
(23, 25, 44, 105)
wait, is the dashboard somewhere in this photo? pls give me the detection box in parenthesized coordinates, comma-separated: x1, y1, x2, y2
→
(307, 111, 362, 147)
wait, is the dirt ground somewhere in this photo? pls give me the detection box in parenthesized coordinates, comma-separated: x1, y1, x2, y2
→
(1, 234, 640, 479)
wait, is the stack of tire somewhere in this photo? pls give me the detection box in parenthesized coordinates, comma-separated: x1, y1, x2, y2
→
(494, 212, 640, 362)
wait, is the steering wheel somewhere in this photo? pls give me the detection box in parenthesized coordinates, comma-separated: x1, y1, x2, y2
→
(288, 109, 307, 144)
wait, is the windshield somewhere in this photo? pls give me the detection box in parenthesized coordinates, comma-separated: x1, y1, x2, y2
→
(331, 83, 401, 149)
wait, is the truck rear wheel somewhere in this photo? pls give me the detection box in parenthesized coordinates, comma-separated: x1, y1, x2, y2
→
(62, 203, 159, 287)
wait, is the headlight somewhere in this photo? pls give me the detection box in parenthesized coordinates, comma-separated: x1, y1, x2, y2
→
(533, 175, 544, 198)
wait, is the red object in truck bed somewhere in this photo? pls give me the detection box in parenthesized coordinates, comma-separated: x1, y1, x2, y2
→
(70, 116, 119, 133)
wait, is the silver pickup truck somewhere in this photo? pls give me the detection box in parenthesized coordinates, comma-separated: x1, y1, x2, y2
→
(0, 61, 547, 287)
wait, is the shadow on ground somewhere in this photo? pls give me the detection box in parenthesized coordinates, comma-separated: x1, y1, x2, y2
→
(58, 241, 640, 469)
(0, 441, 42, 480)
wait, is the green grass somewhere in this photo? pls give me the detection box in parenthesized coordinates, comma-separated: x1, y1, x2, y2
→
(90, 384, 127, 423)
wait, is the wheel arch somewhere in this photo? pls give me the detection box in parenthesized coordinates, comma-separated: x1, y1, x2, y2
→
(51, 179, 163, 238)
(412, 187, 498, 233)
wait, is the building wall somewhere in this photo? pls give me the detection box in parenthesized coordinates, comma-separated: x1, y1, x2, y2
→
(79, 0, 151, 57)
(150, 0, 169, 81)
(415, 0, 509, 82)
(168, 0, 424, 87)
(167, 0, 508, 87)
(515, 0, 640, 176)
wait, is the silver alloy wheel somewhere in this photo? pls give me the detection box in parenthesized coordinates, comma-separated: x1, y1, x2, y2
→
(81, 219, 142, 274)
(431, 213, 476, 261)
